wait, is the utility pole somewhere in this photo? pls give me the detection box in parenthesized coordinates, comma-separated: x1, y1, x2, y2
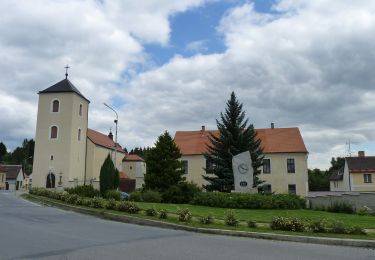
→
(104, 103, 118, 169)
(346, 140, 352, 157)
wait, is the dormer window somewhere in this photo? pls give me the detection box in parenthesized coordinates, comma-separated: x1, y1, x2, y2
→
(52, 100, 59, 112)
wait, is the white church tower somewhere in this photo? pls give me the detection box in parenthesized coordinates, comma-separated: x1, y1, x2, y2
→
(32, 69, 90, 189)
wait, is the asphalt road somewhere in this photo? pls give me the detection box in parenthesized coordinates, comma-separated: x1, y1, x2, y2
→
(0, 192, 374, 260)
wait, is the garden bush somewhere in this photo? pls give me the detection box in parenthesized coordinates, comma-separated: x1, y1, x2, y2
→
(309, 219, 330, 233)
(159, 209, 168, 219)
(90, 197, 106, 208)
(192, 192, 306, 210)
(327, 201, 355, 214)
(200, 214, 214, 224)
(225, 210, 239, 226)
(129, 190, 162, 203)
(116, 201, 140, 214)
(105, 199, 118, 210)
(247, 220, 257, 228)
(66, 194, 79, 204)
(177, 208, 192, 222)
(270, 217, 306, 232)
(65, 185, 100, 198)
(145, 207, 158, 217)
(162, 182, 202, 204)
(105, 190, 121, 201)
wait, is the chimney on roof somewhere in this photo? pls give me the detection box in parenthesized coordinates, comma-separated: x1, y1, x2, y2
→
(271, 122, 274, 129)
(358, 151, 365, 157)
(108, 131, 113, 140)
(201, 125, 205, 131)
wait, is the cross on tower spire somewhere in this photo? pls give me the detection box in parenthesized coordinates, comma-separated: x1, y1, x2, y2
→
(64, 64, 70, 79)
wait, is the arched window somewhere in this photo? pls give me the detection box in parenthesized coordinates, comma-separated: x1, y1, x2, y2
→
(50, 126, 58, 139)
(79, 104, 82, 116)
(78, 129, 81, 141)
(46, 173, 55, 188)
(52, 100, 59, 112)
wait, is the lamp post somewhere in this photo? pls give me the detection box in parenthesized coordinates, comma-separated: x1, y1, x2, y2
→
(104, 103, 118, 169)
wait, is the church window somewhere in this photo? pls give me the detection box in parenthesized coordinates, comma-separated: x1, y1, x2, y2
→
(50, 126, 58, 139)
(78, 129, 81, 141)
(79, 104, 82, 116)
(52, 100, 59, 112)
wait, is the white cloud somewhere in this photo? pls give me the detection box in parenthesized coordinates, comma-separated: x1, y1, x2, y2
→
(185, 40, 208, 53)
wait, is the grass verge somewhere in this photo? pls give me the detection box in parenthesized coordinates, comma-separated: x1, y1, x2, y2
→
(22, 194, 375, 241)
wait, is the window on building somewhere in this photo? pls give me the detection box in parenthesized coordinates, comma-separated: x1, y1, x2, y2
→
(50, 155, 54, 161)
(288, 184, 297, 194)
(50, 126, 58, 139)
(364, 174, 372, 183)
(78, 129, 81, 141)
(52, 100, 59, 112)
(334, 181, 338, 188)
(79, 104, 82, 116)
(263, 159, 271, 174)
(181, 160, 188, 175)
(287, 158, 295, 173)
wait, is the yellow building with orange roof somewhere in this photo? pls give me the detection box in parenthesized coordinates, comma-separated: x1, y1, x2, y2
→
(174, 125, 309, 196)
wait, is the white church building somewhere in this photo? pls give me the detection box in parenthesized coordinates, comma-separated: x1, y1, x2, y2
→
(32, 74, 145, 190)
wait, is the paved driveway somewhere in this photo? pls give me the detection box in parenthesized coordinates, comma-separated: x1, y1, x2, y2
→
(0, 191, 374, 260)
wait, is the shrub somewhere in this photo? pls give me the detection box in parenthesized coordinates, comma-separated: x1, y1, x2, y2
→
(162, 182, 202, 204)
(330, 220, 350, 234)
(129, 191, 143, 202)
(116, 201, 140, 214)
(225, 210, 239, 226)
(270, 217, 305, 232)
(309, 219, 330, 233)
(141, 190, 162, 203)
(159, 209, 168, 219)
(81, 198, 93, 207)
(105, 199, 117, 210)
(177, 208, 192, 222)
(349, 226, 367, 235)
(327, 201, 355, 214)
(105, 190, 121, 201)
(145, 207, 158, 217)
(200, 214, 214, 225)
(66, 194, 79, 204)
(90, 197, 106, 208)
(247, 220, 257, 228)
(192, 192, 306, 210)
(65, 185, 100, 198)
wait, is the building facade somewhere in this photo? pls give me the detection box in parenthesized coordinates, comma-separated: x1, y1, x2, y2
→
(122, 154, 146, 189)
(330, 151, 375, 192)
(32, 77, 128, 190)
(0, 165, 24, 191)
(174, 126, 309, 196)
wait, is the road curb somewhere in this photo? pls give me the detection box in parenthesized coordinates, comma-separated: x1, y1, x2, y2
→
(25, 195, 375, 249)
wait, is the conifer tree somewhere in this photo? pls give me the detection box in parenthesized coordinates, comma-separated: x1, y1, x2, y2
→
(203, 92, 264, 192)
(144, 131, 183, 191)
(100, 154, 115, 195)
(113, 168, 120, 189)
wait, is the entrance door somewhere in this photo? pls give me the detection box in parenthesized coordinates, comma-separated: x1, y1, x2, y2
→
(5, 182, 9, 190)
(46, 173, 55, 188)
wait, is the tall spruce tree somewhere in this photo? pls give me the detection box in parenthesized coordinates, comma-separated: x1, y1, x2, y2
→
(203, 92, 264, 192)
(100, 154, 116, 195)
(144, 131, 183, 192)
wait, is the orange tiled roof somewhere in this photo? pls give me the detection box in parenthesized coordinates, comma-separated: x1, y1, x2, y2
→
(174, 127, 308, 155)
(122, 154, 145, 162)
(87, 128, 126, 154)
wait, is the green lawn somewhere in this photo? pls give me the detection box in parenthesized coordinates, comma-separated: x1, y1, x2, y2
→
(135, 202, 375, 229)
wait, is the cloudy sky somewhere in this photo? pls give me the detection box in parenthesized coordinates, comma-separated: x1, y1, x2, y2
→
(1, 0, 375, 169)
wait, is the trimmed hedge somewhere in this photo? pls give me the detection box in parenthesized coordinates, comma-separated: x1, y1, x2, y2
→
(192, 192, 306, 210)
(65, 185, 100, 198)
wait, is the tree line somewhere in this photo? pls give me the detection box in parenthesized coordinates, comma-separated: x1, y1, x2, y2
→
(0, 139, 34, 174)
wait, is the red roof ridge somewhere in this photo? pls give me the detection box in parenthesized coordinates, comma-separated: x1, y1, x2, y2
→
(123, 154, 145, 162)
(87, 128, 126, 154)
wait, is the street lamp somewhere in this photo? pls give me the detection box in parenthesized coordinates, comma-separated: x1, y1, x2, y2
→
(103, 103, 118, 168)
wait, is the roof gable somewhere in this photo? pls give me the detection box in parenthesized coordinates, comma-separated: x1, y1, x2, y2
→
(346, 156, 375, 172)
(39, 78, 90, 102)
(122, 154, 145, 162)
(174, 127, 308, 155)
(0, 165, 23, 180)
(87, 128, 126, 154)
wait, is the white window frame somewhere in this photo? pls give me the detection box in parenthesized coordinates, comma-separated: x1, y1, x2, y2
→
(364, 174, 372, 183)
(287, 158, 295, 174)
(262, 158, 271, 174)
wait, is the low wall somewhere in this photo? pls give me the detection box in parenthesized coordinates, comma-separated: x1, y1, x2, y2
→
(307, 192, 375, 211)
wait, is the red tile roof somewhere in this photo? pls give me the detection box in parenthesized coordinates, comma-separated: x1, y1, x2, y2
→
(87, 128, 126, 154)
(122, 154, 145, 162)
(174, 127, 308, 155)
